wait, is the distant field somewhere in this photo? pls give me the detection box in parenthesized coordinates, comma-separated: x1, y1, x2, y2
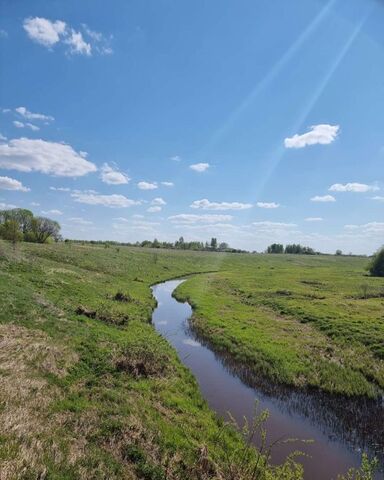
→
(0, 240, 381, 479)
(175, 253, 384, 398)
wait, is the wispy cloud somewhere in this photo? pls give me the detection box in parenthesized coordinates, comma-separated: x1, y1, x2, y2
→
(71, 192, 141, 208)
(190, 199, 252, 211)
(23, 17, 112, 57)
(284, 124, 339, 148)
(310, 195, 335, 202)
(15, 106, 54, 123)
(329, 182, 379, 193)
(189, 162, 210, 172)
(137, 181, 158, 190)
(305, 217, 323, 222)
(168, 213, 233, 224)
(256, 202, 280, 209)
(41, 209, 63, 216)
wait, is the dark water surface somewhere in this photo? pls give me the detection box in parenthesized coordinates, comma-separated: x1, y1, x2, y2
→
(151, 280, 383, 480)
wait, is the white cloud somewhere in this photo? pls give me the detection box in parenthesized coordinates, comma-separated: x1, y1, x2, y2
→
(15, 107, 54, 123)
(23, 17, 66, 47)
(372, 196, 384, 201)
(26, 123, 40, 131)
(343, 222, 384, 234)
(305, 217, 323, 222)
(0, 29, 8, 38)
(100, 163, 130, 185)
(0, 202, 17, 210)
(23, 17, 111, 57)
(147, 206, 162, 213)
(41, 209, 63, 216)
(170, 155, 181, 161)
(190, 162, 210, 172)
(68, 217, 93, 225)
(71, 192, 140, 208)
(329, 182, 379, 193)
(13, 120, 40, 131)
(252, 221, 297, 229)
(256, 202, 280, 209)
(168, 214, 233, 224)
(50, 186, 71, 192)
(284, 124, 339, 148)
(64, 30, 91, 56)
(190, 199, 252, 211)
(151, 197, 166, 206)
(137, 181, 158, 190)
(0, 133, 7, 141)
(0, 176, 30, 192)
(30, 202, 40, 206)
(310, 195, 335, 202)
(161, 181, 174, 187)
(0, 138, 97, 177)
(81, 24, 113, 55)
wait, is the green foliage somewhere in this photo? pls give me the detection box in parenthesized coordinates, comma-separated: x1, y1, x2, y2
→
(0, 219, 23, 245)
(267, 243, 284, 253)
(368, 247, 384, 277)
(0, 208, 61, 244)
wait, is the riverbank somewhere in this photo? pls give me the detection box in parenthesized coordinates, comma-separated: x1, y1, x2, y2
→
(0, 241, 305, 480)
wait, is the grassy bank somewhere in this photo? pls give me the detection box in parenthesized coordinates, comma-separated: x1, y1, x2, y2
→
(0, 241, 308, 480)
(174, 253, 384, 398)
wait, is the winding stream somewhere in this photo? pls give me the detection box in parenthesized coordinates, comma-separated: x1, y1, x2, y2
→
(151, 279, 382, 480)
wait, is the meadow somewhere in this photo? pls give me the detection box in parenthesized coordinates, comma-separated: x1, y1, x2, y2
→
(0, 240, 381, 479)
(175, 253, 384, 398)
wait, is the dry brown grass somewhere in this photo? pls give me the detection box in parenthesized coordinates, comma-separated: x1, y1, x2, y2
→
(0, 324, 77, 479)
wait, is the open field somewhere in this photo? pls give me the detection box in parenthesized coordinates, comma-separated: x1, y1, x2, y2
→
(0, 240, 307, 480)
(0, 240, 381, 479)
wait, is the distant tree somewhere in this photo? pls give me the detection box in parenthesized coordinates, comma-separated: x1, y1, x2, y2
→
(267, 243, 284, 254)
(152, 238, 160, 248)
(368, 247, 384, 277)
(210, 238, 218, 250)
(219, 242, 229, 251)
(335, 249, 342, 256)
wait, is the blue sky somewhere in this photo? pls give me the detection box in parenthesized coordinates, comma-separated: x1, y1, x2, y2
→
(0, 0, 383, 253)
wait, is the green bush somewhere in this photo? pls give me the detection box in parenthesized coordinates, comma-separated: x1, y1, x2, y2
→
(368, 247, 384, 277)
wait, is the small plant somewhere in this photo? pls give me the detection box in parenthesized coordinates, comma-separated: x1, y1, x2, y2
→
(337, 453, 378, 480)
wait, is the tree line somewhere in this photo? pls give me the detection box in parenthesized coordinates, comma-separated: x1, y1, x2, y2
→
(0, 208, 61, 245)
(67, 236, 246, 253)
(266, 243, 316, 255)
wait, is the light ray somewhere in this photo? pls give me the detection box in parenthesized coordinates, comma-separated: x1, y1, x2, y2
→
(200, 0, 338, 157)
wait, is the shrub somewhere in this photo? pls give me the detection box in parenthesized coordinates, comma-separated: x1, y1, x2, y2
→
(368, 247, 384, 277)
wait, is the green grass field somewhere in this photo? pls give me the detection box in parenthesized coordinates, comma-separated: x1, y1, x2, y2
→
(0, 241, 308, 480)
(175, 253, 384, 398)
(0, 240, 380, 479)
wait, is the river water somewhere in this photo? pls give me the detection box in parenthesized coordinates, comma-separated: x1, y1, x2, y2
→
(151, 279, 383, 480)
